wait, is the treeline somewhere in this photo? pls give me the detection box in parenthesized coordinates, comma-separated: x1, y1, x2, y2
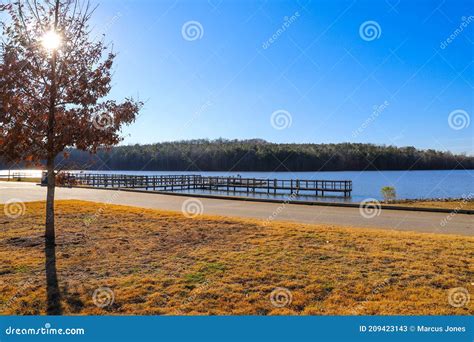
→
(2, 139, 472, 171)
(54, 139, 474, 171)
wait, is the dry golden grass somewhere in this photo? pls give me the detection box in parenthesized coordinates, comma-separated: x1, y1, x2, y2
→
(0, 200, 472, 316)
(385, 199, 474, 210)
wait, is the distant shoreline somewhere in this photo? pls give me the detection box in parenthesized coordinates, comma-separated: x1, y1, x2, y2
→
(2, 140, 472, 171)
(1, 168, 473, 173)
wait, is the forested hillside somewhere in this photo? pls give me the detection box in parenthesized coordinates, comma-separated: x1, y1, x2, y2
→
(53, 140, 474, 171)
(1, 139, 472, 171)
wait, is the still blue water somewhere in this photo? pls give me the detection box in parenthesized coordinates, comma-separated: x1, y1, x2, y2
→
(2, 169, 472, 202)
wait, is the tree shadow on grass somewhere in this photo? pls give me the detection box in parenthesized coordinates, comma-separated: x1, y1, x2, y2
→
(45, 243, 62, 315)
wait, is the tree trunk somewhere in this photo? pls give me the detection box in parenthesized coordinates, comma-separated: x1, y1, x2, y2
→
(45, 158, 55, 247)
(45, 157, 61, 315)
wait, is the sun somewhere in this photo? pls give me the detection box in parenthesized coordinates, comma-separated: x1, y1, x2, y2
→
(41, 30, 62, 51)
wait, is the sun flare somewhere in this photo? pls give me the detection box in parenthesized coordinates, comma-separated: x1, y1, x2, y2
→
(41, 30, 62, 51)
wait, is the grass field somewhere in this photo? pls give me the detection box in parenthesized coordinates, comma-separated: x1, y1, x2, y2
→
(385, 199, 474, 210)
(0, 200, 472, 315)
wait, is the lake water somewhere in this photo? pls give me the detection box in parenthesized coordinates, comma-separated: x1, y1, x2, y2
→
(1, 169, 472, 203)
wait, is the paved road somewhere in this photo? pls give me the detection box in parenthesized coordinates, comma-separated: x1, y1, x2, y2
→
(0, 182, 472, 236)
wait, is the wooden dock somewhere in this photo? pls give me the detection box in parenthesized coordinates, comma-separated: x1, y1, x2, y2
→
(0, 171, 40, 181)
(58, 173, 352, 198)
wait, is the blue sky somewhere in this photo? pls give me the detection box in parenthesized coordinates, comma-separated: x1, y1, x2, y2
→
(91, 0, 473, 154)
